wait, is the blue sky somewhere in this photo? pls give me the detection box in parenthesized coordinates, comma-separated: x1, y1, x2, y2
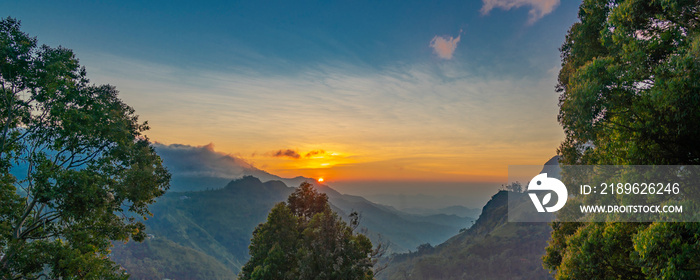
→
(7, 1, 576, 75)
(2, 0, 581, 201)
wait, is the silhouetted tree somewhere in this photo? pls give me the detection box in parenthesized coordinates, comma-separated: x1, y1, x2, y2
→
(504, 182, 522, 193)
(287, 182, 329, 220)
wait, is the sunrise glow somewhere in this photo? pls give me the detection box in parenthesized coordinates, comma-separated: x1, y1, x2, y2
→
(10, 0, 575, 193)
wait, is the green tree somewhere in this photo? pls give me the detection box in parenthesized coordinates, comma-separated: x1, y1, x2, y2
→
(556, 0, 700, 165)
(243, 203, 299, 280)
(0, 17, 170, 279)
(546, 1, 700, 279)
(240, 182, 375, 280)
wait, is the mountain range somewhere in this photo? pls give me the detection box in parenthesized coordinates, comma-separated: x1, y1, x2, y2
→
(150, 143, 479, 252)
(378, 190, 553, 280)
(376, 156, 560, 279)
(110, 144, 557, 279)
(111, 176, 476, 278)
(110, 145, 481, 278)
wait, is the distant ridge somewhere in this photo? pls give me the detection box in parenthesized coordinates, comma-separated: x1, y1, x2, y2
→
(113, 174, 477, 277)
(540, 155, 561, 179)
(118, 143, 560, 278)
(379, 191, 553, 280)
(379, 156, 560, 280)
(399, 205, 481, 218)
(153, 143, 317, 191)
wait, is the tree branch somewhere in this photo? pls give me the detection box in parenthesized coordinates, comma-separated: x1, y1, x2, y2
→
(0, 81, 16, 156)
(14, 197, 37, 239)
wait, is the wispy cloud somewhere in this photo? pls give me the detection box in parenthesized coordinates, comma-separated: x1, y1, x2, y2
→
(272, 149, 301, 159)
(481, 0, 560, 24)
(81, 52, 563, 180)
(430, 34, 461, 60)
(83, 53, 561, 150)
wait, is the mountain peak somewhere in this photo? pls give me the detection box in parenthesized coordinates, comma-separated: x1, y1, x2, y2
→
(380, 189, 553, 279)
(225, 175, 263, 187)
(540, 155, 561, 178)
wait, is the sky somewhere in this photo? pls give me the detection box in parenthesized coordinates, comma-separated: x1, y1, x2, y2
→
(1, 0, 581, 203)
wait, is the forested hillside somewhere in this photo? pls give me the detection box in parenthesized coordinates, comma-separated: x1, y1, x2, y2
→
(110, 176, 475, 277)
(380, 191, 553, 280)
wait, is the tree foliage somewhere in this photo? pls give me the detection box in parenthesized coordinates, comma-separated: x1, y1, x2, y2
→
(240, 182, 375, 280)
(546, 1, 700, 279)
(0, 17, 170, 279)
(556, 0, 700, 165)
(504, 181, 523, 193)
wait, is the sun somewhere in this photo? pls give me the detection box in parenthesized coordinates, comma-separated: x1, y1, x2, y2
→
(317, 178, 324, 183)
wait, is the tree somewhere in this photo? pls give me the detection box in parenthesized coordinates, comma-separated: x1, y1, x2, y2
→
(504, 181, 522, 193)
(243, 203, 299, 280)
(240, 182, 375, 280)
(546, 1, 700, 279)
(287, 181, 330, 220)
(0, 17, 170, 279)
(556, 0, 700, 165)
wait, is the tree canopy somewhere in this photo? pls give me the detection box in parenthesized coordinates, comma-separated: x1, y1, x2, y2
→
(546, 1, 700, 279)
(240, 182, 375, 280)
(0, 17, 170, 279)
(556, 0, 700, 166)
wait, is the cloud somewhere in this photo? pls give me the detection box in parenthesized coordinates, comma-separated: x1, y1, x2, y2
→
(202, 142, 216, 151)
(153, 143, 256, 178)
(152, 143, 315, 191)
(84, 53, 565, 181)
(91, 54, 562, 151)
(481, 0, 560, 24)
(305, 150, 326, 158)
(430, 34, 461, 60)
(272, 149, 301, 159)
